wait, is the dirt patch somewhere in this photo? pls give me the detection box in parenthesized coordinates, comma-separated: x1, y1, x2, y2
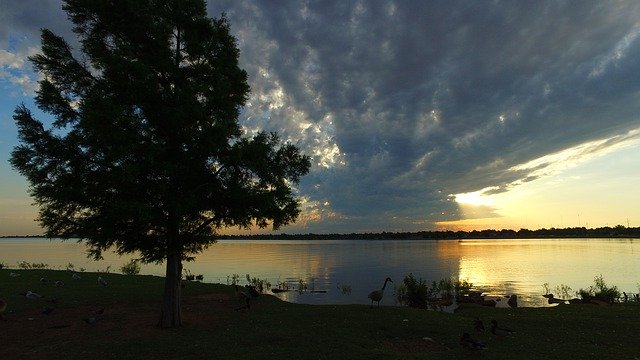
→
(0, 293, 234, 359)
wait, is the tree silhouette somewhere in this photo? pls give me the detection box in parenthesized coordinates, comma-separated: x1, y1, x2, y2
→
(10, 0, 310, 328)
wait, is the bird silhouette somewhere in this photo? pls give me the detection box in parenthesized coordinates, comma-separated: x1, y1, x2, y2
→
(491, 320, 515, 336)
(97, 276, 108, 286)
(83, 317, 99, 324)
(43, 307, 55, 315)
(460, 332, 487, 350)
(368, 277, 392, 307)
(0, 299, 7, 320)
(234, 285, 251, 311)
(473, 317, 485, 332)
(21, 290, 43, 299)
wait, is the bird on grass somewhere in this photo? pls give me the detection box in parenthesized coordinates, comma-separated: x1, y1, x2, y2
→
(21, 290, 43, 299)
(55, 280, 65, 287)
(97, 276, 108, 286)
(234, 285, 251, 311)
(491, 319, 515, 336)
(368, 277, 393, 307)
(43, 307, 55, 315)
(460, 332, 487, 350)
(72, 273, 82, 280)
(83, 317, 100, 325)
(473, 317, 485, 332)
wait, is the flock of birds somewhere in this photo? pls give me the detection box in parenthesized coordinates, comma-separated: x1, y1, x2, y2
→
(459, 318, 516, 351)
(1, 269, 109, 324)
(3, 271, 517, 353)
(366, 277, 517, 352)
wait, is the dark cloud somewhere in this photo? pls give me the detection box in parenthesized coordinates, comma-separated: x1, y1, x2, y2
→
(3, 1, 640, 232)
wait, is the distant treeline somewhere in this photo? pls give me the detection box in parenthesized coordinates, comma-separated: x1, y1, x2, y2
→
(215, 226, 640, 240)
(4, 225, 639, 240)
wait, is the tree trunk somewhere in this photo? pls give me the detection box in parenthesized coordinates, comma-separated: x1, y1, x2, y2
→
(160, 250, 182, 328)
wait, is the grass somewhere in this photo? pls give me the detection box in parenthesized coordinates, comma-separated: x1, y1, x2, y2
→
(1, 268, 639, 359)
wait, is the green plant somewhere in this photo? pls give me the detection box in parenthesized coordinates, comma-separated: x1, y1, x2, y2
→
(397, 273, 428, 308)
(542, 282, 550, 295)
(454, 279, 473, 296)
(555, 284, 573, 299)
(184, 269, 195, 281)
(227, 274, 240, 285)
(120, 259, 141, 275)
(297, 278, 307, 293)
(17, 261, 49, 269)
(97, 265, 112, 274)
(245, 274, 271, 293)
(577, 274, 620, 303)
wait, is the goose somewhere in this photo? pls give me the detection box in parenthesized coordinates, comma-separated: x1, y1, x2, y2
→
(55, 280, 65, 287)
(72, 273, 82, 280)
(9, 272, 20, 277)
(234, 285, 251, 311)
(43, 307, 55, 315)
(491, 320, 515, 336)
(22, 290, 43, 299)
(460, 332, 487, 350)
(368, 277, 392, 307)
(473, 317, 485, 332)
(0, 299, 7, 319)
(97, 276, 108, 286)
(83, 317, 99, 324)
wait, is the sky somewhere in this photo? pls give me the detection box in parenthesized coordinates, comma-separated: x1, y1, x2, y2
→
(1, 1, 640, 236)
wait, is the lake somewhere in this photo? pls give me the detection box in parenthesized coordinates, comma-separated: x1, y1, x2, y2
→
(1, 238, 638, 308)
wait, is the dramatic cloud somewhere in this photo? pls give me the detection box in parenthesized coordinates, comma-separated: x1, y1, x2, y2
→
(2, 1, 640, 233)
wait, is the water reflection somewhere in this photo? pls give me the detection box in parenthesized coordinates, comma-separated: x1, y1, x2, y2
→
(1, 238, 638, 308)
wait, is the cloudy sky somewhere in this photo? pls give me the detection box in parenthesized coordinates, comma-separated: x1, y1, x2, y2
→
(1, 0, 640, 236)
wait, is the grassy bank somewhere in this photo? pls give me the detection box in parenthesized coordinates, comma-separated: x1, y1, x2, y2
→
(1, 269, 639, 359)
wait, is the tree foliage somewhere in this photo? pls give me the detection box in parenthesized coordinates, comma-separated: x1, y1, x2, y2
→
(10, 0, 310, 327)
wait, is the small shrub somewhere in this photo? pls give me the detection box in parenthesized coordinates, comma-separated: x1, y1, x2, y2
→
(454, 279, 473, 296)
(184, 269, 195, 281)
(246, 274, 271, 293)
(120, 259, 141, 275)
(542, 282, 550, 295)
(227, 273, 240, 285)
(17, 261, 49, 269)
(97, 265, 112, 273)
(577, 274, 620, 303)
(555, 284, 573, 299)
(398, 273, 428, 308)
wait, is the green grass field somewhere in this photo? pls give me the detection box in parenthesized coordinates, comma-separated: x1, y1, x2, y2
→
(1, 268, 639, 359)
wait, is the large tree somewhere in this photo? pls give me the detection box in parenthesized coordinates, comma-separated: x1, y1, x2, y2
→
(10, 0, 310, 328)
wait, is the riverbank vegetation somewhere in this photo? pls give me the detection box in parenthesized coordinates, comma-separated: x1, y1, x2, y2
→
(1, 268, 639, 359)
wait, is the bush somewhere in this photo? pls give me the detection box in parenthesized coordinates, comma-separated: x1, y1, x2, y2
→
(577, 274, 620, 303)
(120, 259, 141, 275)
(398, 273, 429, 308)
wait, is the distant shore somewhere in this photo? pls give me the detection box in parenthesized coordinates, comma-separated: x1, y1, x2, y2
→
(6, 225, 638, 240)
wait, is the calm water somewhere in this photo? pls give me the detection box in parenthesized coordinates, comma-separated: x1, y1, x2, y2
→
(1, 238, 638, 307)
